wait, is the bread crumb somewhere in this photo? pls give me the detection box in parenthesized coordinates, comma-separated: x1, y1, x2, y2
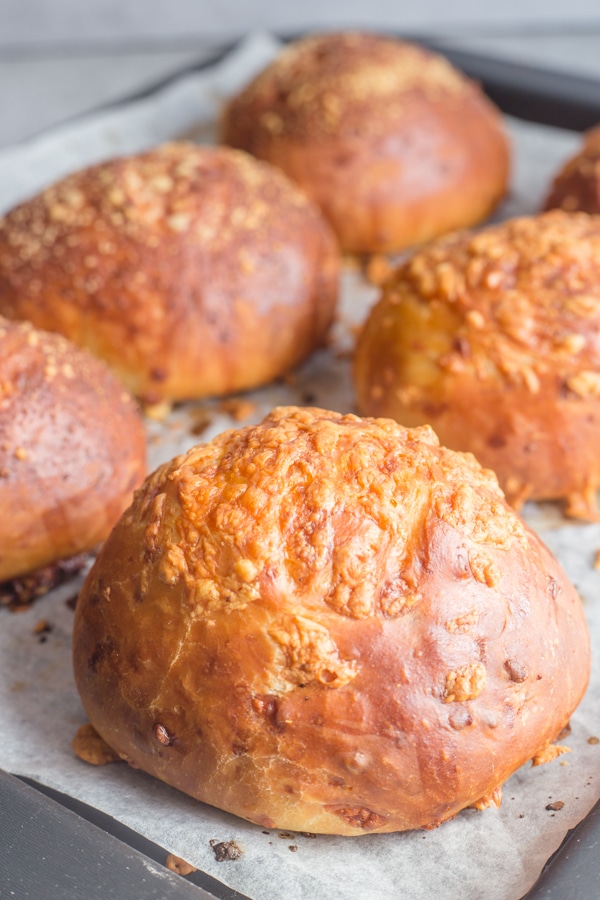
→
(545, 800, 565, 811)
(72, 723, 121, 766)
(470, 785, 502, 811)
(365, 254, 393, 286)
(209, 840, 243, 862)
(189, 409, 213, 437)
(219, 398, 256, 422)
(1, 554, 88, 609)
(443, 662, 486, 703)
(593, 549, 600, 570)
(531, 742, 571, 767)
(144, 399, 173, 420)
(165, 854, 197, 876)
(566, 370, 600, 398)
(14, 447, 28, 460)
(588, 735, 599, 744)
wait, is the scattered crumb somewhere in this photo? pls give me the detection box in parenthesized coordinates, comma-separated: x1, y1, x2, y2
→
(72, 723, 121, 766)
(365, 253, 393, 286)
(65, 594, 78, 611)
(288, 845, 298, 852)
(33, 619, 52, 635)
(342, 253, 362, 271)
(299, 832, 316, 839)
(278, 831, 296, 839)
(545, 801, 565, 811)
(531, 743, 571, 767)
(301, 391, 317, 405)
(588, 736, 599, 745)
(262, 830, 270, 835)
(219, 398, 256, 422)
(144, 399, 173, 420)
(0, 554, 88, 610)
(189, 409, 213, 437)
(14, 447, 28, 461)
(209, 840, 243, 862)
(165, 854, 197, 876)
(593, 549, 600, 569)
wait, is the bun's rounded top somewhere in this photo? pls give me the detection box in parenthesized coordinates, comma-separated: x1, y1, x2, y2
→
(126, 406, 523, 623)
(362, 210, 600, 390)
(3, 142, 312, 255)
(231, 32, 470, 140)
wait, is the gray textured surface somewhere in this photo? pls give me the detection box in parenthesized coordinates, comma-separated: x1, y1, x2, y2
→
(1, 31, 600, 149)
(2, 0, 600, 47)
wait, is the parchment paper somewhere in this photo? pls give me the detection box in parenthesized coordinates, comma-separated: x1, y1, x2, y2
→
(0, 33, 598, 900)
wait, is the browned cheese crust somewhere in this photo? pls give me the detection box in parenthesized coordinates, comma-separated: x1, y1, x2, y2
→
(221, 32, 510, 254)
(545, 126, 600, 213)
(354, 210, 600, 519)
(72, 406, 590, 835)
(0, 144, 339, 403)
(0, 317, 146, 581)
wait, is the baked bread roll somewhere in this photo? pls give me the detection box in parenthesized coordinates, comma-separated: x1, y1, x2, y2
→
(545, 126, 600, 213)
(73, 406, 590, 835)
(221, 32, 510, 254)
(355, 210, 600, 519)
(0, 143, 339, 404)
(0, 317, 146, 583)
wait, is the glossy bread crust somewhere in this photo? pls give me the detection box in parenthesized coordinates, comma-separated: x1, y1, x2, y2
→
(0, 144, 339, 403)
(73, 407, 589, 835)
(354, 210, 600, 519)
(0, 318, 146, 581)
(221, 32, 510, 253)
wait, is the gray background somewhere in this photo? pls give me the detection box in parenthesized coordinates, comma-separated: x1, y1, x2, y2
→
(2, 0, 600, 147)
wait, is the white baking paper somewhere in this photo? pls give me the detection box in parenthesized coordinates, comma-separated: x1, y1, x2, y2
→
(0, 33, 598, 900)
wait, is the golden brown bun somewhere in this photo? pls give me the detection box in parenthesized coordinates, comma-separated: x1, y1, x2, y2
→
(354, 210, 600, 519)
(0, 318, 146, 582)
(73, 406, 589, 835)
(221, 32, 510, 254)
(0, 143, 339, 403)
(545, 126, 600, 213)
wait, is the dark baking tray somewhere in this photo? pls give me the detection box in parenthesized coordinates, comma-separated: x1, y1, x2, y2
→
(2, 35, 600, 900)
